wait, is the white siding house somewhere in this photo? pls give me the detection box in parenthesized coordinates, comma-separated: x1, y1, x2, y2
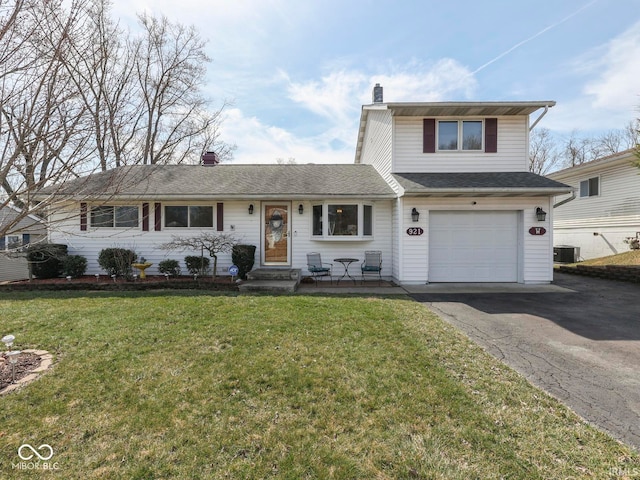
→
(355, 94, 569, 284)
(37, 87, 570, 284)
(548, 149, 639, 260)
(41, 165, 396, 279)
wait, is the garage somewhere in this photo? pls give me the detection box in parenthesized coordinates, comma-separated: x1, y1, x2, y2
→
(429, 211, 519, 282)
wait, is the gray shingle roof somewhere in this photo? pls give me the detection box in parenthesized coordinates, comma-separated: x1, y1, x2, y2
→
(392, 172, 572, 196)
(39, 164, 396, 199)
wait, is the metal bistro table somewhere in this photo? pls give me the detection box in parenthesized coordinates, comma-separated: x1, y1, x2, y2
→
(334, 257, 359, 285)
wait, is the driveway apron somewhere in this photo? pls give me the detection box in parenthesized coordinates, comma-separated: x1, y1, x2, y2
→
(410, 271, 640, 450)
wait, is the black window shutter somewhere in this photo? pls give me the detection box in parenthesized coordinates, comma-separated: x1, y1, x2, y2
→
(80, 202, 87, 231)
(485, 118, 498, 153)
(142, 203, 149, 231)
(423, 119, 436, 153)
(216, 203, 223, 231)
(154, 203, 162, 231)
(22, 234, 30, 246)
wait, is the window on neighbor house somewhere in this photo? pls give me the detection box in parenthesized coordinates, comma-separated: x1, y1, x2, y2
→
(437, 120, 483, 151)
(90, 206, 139, 228)
(312, 203, 373, 238)
(164, 206, 213, 228)
(579, 177, 599, 197)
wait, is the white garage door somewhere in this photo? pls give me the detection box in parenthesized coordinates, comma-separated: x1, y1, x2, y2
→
(429, 211, 519, 282)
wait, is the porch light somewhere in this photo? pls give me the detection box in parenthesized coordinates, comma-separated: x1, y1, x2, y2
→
(248, 204, 254, 215)
(2, 334, 15, 349)
(298, 204, 304, 215)
(535, 207, 547, 222)
(411, 208, 420, 222)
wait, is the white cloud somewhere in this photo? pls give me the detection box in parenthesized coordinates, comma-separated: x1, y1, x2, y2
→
(583, 21, 640, 111)
(544, 21, 640, 134)
(221, 60, 479, 164)
(220, 108, 353, 164)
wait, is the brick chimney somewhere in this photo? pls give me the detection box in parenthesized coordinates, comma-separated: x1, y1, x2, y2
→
(372, 83, 383, 103)
(201, 151, 219, 166)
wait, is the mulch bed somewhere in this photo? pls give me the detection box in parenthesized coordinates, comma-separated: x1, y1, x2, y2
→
(0, 352, 41, 391)
(0, 275, 238, 292)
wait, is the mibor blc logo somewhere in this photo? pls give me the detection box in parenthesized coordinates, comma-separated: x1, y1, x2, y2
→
(13, 443, 60, 470)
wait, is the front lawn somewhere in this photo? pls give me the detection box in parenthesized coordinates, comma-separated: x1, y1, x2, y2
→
(0, 292, 637, 478)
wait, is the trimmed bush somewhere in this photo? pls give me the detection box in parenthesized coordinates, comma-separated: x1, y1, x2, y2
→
(26, 244, 68, 279)
(98, 248, 137, 278)
(159, 259, 181, 276)
(63, 255, 88, 278)
(232, 244, 256, 280)
(184, 255, 210, 276)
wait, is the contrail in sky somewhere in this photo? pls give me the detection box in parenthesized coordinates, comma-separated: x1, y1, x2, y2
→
(472, 0, 598, 74)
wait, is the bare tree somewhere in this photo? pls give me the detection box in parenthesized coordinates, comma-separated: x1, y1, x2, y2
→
(0, 0, 233, 243)
(0, 1, 97, 234)
(160, 233, 239, 279)
(529, 128, 560, 174)
(131, 13, 229, 165)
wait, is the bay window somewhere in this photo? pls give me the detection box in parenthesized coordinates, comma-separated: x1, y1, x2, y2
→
(312, 203, 373, 238)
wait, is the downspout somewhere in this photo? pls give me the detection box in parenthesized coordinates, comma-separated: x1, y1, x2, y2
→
(529, 105, 550, 131)
(553, 190, 576, 209)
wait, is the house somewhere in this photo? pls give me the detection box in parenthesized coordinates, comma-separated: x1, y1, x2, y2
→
(0, 205, 47, 281)
(37, 86, 570, 284)
(547, 149, 639, 261)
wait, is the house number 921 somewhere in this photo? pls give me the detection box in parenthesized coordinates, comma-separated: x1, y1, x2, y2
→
(406, 227, 424, 236)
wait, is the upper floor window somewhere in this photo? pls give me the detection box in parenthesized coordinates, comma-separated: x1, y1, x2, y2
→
(165, 205, 213, 228)
(424, 118, 497, 153)
(90, 206, 139, 228)
(438, 120, 482, 151)
(580, 177, 599, 197)
(312, 203, 373, 239)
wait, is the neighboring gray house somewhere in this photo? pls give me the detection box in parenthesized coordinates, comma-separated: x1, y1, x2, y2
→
(38, 87, 570, 284)
(548, 149, 640, 260)
(0, 205, 47, 281)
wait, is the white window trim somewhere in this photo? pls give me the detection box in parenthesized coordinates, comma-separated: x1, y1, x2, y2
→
(436, 119, 484, 152)
(311, 202, 374, 241)
(579, 176, 600, 198)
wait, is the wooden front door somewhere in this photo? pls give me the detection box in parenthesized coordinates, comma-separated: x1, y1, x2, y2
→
(262, 203, 290, 266)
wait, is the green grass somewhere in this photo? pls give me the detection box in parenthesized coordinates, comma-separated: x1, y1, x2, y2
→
(0, 291, 637, 478)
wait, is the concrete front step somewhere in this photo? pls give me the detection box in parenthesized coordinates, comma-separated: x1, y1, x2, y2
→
(247, 268, 301, 282)
(241, 268, 302, 293)
(238, 279, 299, 293)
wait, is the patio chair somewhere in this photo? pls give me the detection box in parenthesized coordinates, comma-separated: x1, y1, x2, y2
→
(306, 252, 332, 286)
(361, 250, 382, 285)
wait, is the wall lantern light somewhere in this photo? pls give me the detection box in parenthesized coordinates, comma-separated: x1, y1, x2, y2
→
(411, 208, 420, 222)
(248, 204, 254, 215)
(535, 207, 547, 222)
(298, 204, 304, 215)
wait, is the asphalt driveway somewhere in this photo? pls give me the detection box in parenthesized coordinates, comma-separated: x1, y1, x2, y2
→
(410, 271, 640, 450)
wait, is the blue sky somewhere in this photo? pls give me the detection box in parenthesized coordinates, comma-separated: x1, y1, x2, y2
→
(113, 0, 640, 164)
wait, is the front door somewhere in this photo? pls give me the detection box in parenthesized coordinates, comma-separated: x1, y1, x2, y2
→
(262, 203, 291, 266)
